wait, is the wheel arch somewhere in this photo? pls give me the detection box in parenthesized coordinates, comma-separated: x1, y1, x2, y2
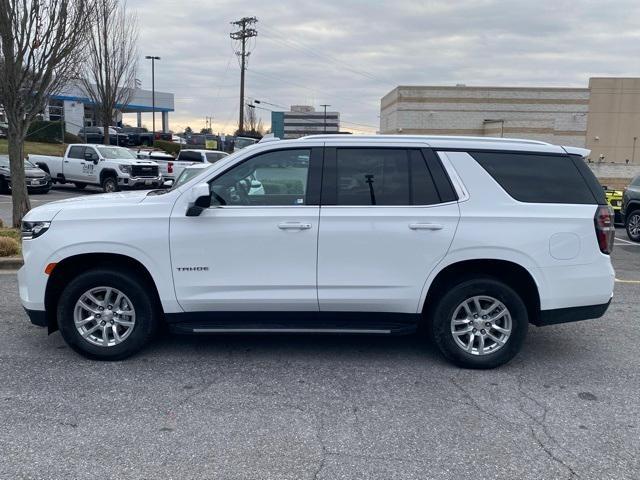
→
(421, 258, 541, 325)
(44, 253, 164, 333)
(99, 168, 118, 182)
(625, 200, 640, 215)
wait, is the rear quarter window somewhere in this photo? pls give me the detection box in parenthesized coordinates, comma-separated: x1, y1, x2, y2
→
(470, 151, 600, 204)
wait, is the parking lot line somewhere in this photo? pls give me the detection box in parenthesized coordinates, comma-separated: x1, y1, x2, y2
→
(615, 237, 640, 246)
(616, 278, 640, 283)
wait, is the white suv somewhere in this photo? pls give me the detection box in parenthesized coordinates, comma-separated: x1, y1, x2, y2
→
(17, 135, 615, 368)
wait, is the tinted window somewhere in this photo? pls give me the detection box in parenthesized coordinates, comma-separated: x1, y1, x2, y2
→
(210, 149, 310, 206)
(336, 149, 409, 205)
(178, 151, 204, 162)
(96, 146, 135, 159)
(205, 152, 227, 163)
(409, 150, 441, 205)
(470, 152, 598, 204)
(68, 146, 86, 159)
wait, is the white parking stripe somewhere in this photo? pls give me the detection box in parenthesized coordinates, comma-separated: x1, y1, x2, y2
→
(615, 237, 640, 246)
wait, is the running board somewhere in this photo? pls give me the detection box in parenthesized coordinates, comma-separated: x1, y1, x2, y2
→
(166, 311, 420, 336)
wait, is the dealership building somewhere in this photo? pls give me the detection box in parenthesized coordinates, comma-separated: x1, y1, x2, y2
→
(380, 78, 640, 164)
(44, 84, 175, 135)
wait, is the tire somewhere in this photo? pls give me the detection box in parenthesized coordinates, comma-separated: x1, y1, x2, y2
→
(57, 268, 158, 360)
(74, 182, 87, 190)
(0, 177, 9, 194)
(625, 210, 640, 242)
(430, 277, 528, 369)
(101, 176, 118, 193)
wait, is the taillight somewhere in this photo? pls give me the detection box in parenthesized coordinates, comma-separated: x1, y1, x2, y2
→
(594, 205, 615, 254)
(168, 162, 173, 174)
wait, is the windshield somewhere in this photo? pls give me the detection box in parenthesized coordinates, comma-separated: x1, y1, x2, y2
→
(0, 157, 36, 169)
(97, 146, 136, 159)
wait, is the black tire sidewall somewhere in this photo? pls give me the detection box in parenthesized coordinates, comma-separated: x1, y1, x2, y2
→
(57, 269, 156, 360)
(431, 277, 528, 369)
(102, 177, 118, 193)
(626, 211, 640, 242)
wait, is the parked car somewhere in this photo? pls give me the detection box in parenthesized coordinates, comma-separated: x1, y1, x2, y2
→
(118, 127, 155, 147)
(0, 155, 51, 194)
(18, 135, 614, 368)
(176, 149, 229, 164)
(603, 186, 623, 224)
(79, 126, 130, 146)
(622, 175, 640, 241)
(172, 134, 187, 145)
(154, 132, 172, 142)
(30, 144, 162, 193)
(234, 136, 258, 151)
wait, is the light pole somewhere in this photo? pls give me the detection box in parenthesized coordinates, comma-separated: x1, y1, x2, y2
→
(145, 56, 160, 133)
(320, 104, 330, 133)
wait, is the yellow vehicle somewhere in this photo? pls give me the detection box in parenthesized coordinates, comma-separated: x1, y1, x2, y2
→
(604, 187, 623, 224)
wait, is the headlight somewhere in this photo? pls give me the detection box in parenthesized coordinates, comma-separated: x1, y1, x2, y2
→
(119, 165, 132, 174)
(22, 221, 51, 240)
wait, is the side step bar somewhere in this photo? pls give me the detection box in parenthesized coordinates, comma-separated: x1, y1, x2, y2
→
(165, 311, 420, 336)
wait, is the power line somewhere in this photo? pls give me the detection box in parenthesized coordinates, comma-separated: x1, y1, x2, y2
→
(230, 16, 258, 134)
(259, 24, 392, 86)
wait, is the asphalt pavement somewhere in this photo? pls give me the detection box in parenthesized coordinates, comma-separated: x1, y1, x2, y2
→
(0, 228, 639, 479)
(0, 184, 101, 226)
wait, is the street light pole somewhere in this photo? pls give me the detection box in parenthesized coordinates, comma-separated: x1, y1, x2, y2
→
(320, 104, 330, 133)
(145, 56, 161, 133)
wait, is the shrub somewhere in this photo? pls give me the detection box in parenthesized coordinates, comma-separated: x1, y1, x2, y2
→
(0, 218, 3, 228)
(64, 131, 83, 144)
(154, 140, 180, 156)
(26, 120, 65, 144)
(0, 237, 19, 257)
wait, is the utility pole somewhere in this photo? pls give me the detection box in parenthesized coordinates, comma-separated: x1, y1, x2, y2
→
(145, 56, 161, 133)
(320, 104, 331, 133)
(230, 17, 258, 136)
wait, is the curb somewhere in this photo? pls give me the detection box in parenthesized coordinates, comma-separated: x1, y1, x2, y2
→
(0, 256, 23, 271)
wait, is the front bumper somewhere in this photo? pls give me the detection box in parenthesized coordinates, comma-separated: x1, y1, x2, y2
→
(533, 299, 612, 326)
(118, 175, 163, 188)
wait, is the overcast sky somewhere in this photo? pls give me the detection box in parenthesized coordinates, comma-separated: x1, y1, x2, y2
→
(126, 0, 640, 134)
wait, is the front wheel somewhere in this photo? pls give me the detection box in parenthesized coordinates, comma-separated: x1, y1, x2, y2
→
(57, 268, 158, 360)
(430, 277, 528, 369)
(101, 176, 118, 193)
(626, 210, 640, 242)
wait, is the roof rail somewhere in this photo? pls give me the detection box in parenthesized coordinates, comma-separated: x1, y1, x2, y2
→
(299, 134, 552, 146)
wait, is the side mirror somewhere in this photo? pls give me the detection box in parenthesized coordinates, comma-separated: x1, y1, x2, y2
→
(163, 179, 174, 188)
(186, 183, 211, 217)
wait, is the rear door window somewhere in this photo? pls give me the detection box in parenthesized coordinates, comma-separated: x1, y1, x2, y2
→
(470, 151, 599, 204)
(178, 151, 204, 162)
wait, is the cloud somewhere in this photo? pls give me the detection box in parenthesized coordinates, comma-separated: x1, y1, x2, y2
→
(125, 0, 640, 133)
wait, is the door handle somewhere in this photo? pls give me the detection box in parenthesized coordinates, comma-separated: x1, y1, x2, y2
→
(64, 160, 69, 163)
(278, 222, 312, 230)
(409, 223, 444, 230)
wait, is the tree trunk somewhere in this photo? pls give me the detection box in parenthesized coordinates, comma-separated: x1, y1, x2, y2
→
(103, 110, 111, 145)
(8, 126, 31, 228)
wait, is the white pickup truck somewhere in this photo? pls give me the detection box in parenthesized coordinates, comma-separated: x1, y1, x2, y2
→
(136, 148, 229, 184)
(31, 144, 163, 193)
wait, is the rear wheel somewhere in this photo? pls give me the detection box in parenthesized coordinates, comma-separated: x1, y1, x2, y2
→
(101, 176, 118, 193)
(57, 268, 158, 360)
(626, 210, 640, 242)
(0, 177, 9, 194)
(430, 277, 528, 369)
(74, 182, 87, 190)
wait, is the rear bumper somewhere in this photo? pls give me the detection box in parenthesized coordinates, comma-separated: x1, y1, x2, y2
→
(533, 299, 611, 326)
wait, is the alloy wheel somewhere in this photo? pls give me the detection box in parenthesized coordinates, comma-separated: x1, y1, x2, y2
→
(450, 295, 512, 356)
(628, 213, 640, 239)
(74, 286, 136, 347)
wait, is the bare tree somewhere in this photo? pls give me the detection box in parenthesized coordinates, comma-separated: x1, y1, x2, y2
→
(81, 0, 138, 145)
(0, 0, 92, 227)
